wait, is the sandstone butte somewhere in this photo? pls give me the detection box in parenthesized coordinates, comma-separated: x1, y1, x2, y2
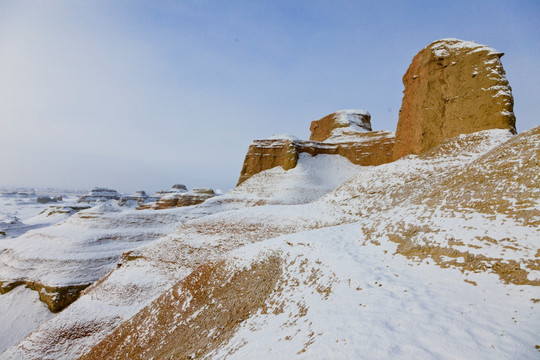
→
(237, 110, 395, 185)
(237, 38, 516, 184)
(393, 38, 516, 159)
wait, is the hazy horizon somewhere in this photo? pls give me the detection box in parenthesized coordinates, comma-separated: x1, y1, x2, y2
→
(1, 1, 539, 194)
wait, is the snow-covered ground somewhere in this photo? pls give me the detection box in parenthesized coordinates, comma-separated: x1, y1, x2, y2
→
(0, 127, 538, 358)
(209, 223, 539, 359)
(0, 188, 85, 239)
(0, 286, 55, 353)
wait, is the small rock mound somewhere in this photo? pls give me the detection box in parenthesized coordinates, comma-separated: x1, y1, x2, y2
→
(138, 186, 216, 210)
(78, 188, 121, 203)
(118, 191, 154, 206)
(393, 38, 516, 159)
(36, 196, 62, 204)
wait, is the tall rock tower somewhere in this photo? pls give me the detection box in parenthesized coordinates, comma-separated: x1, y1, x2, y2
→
(393, 39, 516, 159)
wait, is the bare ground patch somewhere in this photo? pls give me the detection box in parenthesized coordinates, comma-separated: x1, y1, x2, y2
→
(80, 254, 283, 360)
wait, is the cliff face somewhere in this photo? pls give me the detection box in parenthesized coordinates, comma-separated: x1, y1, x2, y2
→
(237, 111, 395, 185)
(393, 39, 516, 159)
(237, 138, 299, 185)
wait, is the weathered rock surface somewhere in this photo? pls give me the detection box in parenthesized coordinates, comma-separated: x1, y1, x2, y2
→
(36, 196, 61, 204)
(310, 110, 372, 141)
(393, 38, 516, 159)
(7, 127, 537, 359)
(171, 184, 188, 191)
(3, 40, 538, 360)
(38, 204, 91, 217)
(138, 187, 216, 210)
(237, 112, 394, 185)
(78, 188, 120, 203)
(118, 191, 153, 206)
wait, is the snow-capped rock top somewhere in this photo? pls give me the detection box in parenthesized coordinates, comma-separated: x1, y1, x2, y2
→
(310, 110, 372, 142)
(78, 188, 120, 203)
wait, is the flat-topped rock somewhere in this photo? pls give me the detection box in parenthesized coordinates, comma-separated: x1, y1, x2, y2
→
(78, 188, 120, 203)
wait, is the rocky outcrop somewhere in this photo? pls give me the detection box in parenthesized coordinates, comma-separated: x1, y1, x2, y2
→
(237, 137, 300, 185)
(393, 38, 516, 159)
(138, 187, 216, 210)
(36, 196, 62, 204)
(237, 111, 394, 185)
(38, 204, 91, 217)
(171, 184, 188, 191)
(238, 40, 518, 184)
(118, 191, 154, 206)
(310, 110, 372, 141)
(78, 188, 120, 203)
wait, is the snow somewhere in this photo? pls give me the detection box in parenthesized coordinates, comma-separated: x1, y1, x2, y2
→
(0, 201, 206, 287)
(0, 188, 84, 239)
(333, 109, 371, 132)
(266, 134, 299, 141)
(0, 127, 538, 359)
(0, 285, 55, 353)
(232, 153, 364, 204)
(431, 39, 501, 56)
(208, 223, 539, 359)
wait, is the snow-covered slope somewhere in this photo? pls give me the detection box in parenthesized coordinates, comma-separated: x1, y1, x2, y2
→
(0, 286, 54, 353)
(2, 127, 537, 359)
(230, 153, 364, 205)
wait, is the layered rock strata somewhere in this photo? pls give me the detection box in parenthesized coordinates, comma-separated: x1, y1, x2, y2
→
(309, 110, 372, 141)
(238, 111, 394, 185)
(393, 38, 516, 159)
(118, 191, 153, 206)
(138, 188, 216, 210)
(78, 188, 120, 203)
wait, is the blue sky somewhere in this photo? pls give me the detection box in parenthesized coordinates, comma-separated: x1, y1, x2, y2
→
(0, 1, 539, 193)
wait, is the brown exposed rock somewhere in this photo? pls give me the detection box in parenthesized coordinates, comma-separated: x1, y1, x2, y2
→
(237, 130, 394, 185)
(28, 282, 91, 313)
(310, 110, 372, 141)
(78, 188, 120, 203)
(393, 39, 516, 160)
(0, 280, 90, 312)
(237, 138, 300, 185)
(81, 255, 282, 360)
(138, 188, 216, 210)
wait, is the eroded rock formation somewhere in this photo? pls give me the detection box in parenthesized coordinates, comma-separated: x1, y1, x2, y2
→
(393, 38, 516, 159)
(309, 110, 372, 141)
(138, 187, 216, 210)
(78, 188, 120, 203)
(118, 191, 153, 206)
(238, 111, 394, 185)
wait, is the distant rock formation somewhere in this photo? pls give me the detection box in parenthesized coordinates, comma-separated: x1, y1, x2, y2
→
(171, 184, 188, 191)
(237, 110, 394, 185)
(138, 186, 216, 210)
(393, 38, 516, 159)
(38, 204, 91, 217)
(36, 196, 62, 204)
(78, 188, 121, 203)
(0, 215, 22, 233)
(118, 191, 153, 206)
